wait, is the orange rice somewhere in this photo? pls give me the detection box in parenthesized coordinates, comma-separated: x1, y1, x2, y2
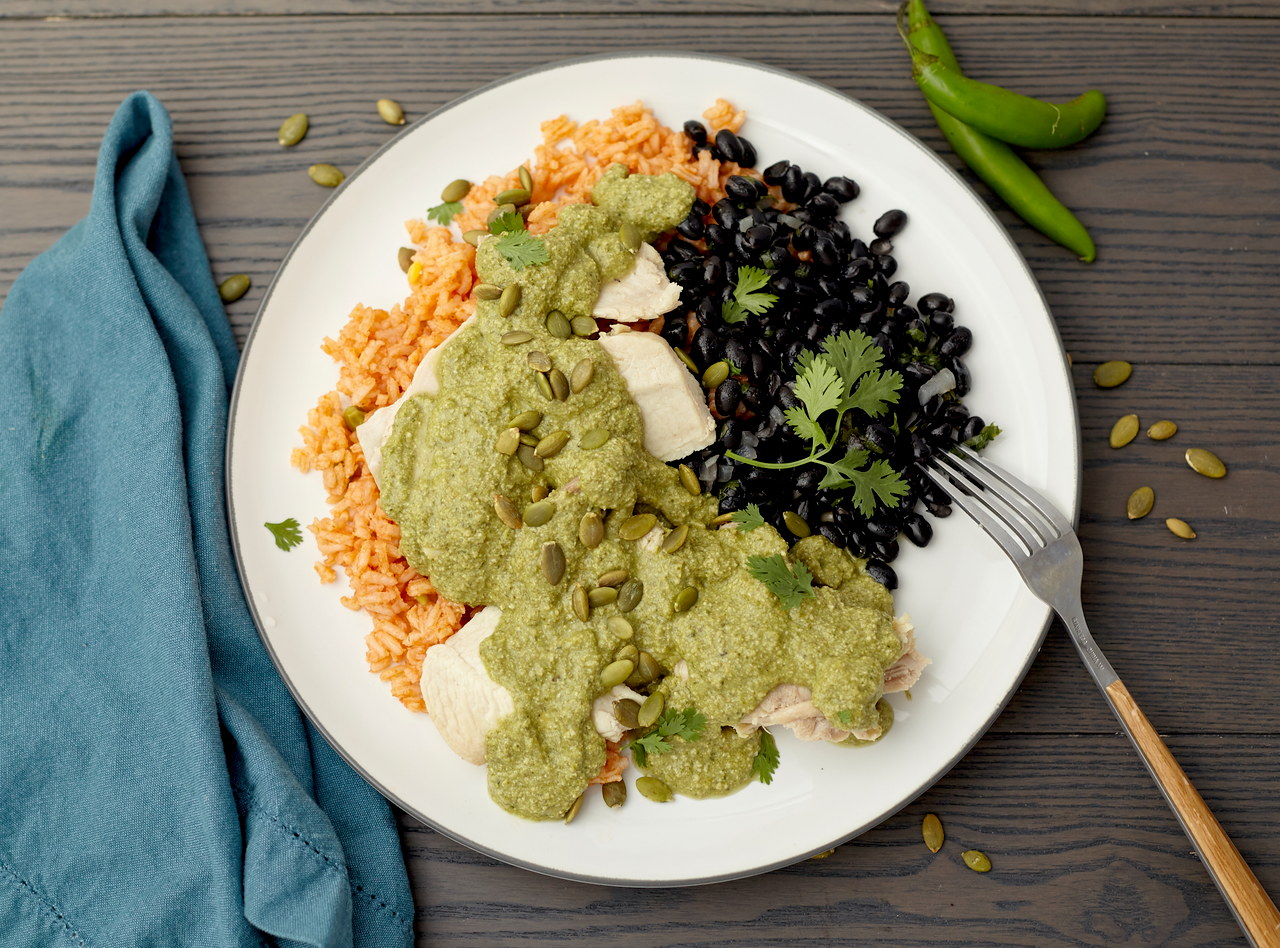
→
(292, 100, 743, 761)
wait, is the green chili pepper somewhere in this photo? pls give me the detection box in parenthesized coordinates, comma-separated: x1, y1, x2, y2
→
(901, 0, 1097, 262)
(909, 49, 1106, 150)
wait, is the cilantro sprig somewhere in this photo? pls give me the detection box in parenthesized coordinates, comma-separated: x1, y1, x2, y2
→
(750, 730, 780, 784)
(963, 422, 1002, 451)
(425, 200, 463, 225)
(721, 266, 778, 324)
(265, 518, 302, 552)
(746, 554, 815, 610)
(730, 503, 767, 532)
(494, 231, 549, 270)
(727, 330, 909, 517)
(629, 707, 706, 767)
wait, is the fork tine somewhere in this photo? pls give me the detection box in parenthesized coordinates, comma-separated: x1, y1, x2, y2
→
(939, 451, 1059, 546)
(922, 466, 1032, 561)
(932, 453, 1045, 553)
(955, 445, 1073, 535)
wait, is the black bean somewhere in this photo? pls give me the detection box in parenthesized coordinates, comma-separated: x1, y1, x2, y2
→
(814, 297, 846, 322)
(669, 260, 701, 286)
(741, 382, 765, 412)
(886, 281, 910, 307)
(902, 513, 933, 547)
(695, 295, 719, 328)
(869, 237, 893, 256)
(949, 358, 971, 396)
(718, 417, 743, 450)
(896, 305, 918, 323)
(843, 257, 875, 283)
(775, 381, 800, 411)
(738, 136, 758, 168)
(763, 160, 791, 185)
(864, 423, 895, 455)
(812, 235, 841, 267)
(780, 165, 807, 202)
(872, 538, 899, 563)
(829, 219, 852, 247)
(715, 379, 741, 416)
(928, 310, 954, 334)
(667, 238, 702, 261)
(692, 326, 725, 367)
(743, 224, 773, 251)
(928, 423, 956, 444)
(865, 559, 898, 589)
(942, 403, 970, 427)
(702, 255, 724, 286)
(807, 192, 840, 218)
(874, 254, 897, 277)
(712, 199, 737, 229)
(792, 224, 817, 252)
(939, 326, 973, 358)
(724, 337, 750, 373)
(676, 213, 705, 241)
(661, 316, 687, 349)
(726, 174, 764, 203)
(866, 518, 897, 540)
(917, 292, 952, 315)
(902, 362, 937, 388)
(872, 332, 896, 359)
(926, 501, 952, 519)
(846, 283, 876, 313)
(749, 351, 770, 379)
(823, 175, 860, 202)
(849, 238, 869, 259)
(873, 209, 908, 238)
(817, 522, 846, 548)
(802, 172, 822, 202)
(691, 198, 710, 217)
(683, 120, 708, 145)
(961, 415, 986, 443)
(704, 223, 730, 247)
(714, 129, 745, 164)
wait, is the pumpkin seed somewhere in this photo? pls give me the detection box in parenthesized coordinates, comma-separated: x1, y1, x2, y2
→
(678, 464, 701, 496)
(218, 274, 251, 303)
(562, 792, 584, 824)
(783, 511, 811, 538)
(673, 586, 699, 613)
(494, 427, 521, 456)
(474, 283, 502, 301)
(618, 220, 642, 253)
(535, 430, 570, 459)
(277, 112, 309, 147)
(579, 511, 604, 549)
(517, 443, 544, 472)
(1127, 486, 1155, 520)
(614, 642, 639, 662)
(519, 202, 535, 222)
(441, 178, 471, 203)
(494, 187, 531, 206)
(342, 405, 365, 430)
(1185, 448, 1226, 478)
(519, 432, 539, 447)
(613, 698, 641, 729)
(597, 569, 629, 588)
(549, 369, 570, 402)
(534, 372, 554, 400)
(1093, 361, 1132, 388)
(607, 616, 634, 639)
(601, 780, 626, 808)
(635, 776, 672, 803)
(572, 584, 591, 622)
(661, 524, 690, 554)
(922, 813, 944, 853)
(599, 658, 634, 689)
(1109, 414, 1140, 448)
(509, 410, 542, 431)
(523, 500, 555, 527)
(1147, 420, 1178, 441)
(709, 512, 735, 527)
(701, 360, 729, 390)
(674, 347, 699, 374)
(961, 850, 992, 873)
(397, 247, 415, 273)
(462, 229, 486, 246)
(376, 97, 405, 125)
(619, 513, 658, 541)
(571, 316, 598, 337)
(531, 484, 549, 502)
(617, 579, 644, 613)
(810, 850, 836, 860)
(526, 350, 552, 373)
(1166, 517, 1197, 539)
(308, 163, 345, 188)
(570, 358, 595, 394)
(546, 310, 572, 339)
(580, 428, 610, 451)
(493, 494, 522, 530)
(540, 541, 565, 584)
(518, 165, 533, 193)
(500, 330, 533, 346)
(487, 203, 516, 226)
(589, 586, 619, 608)
(498, 283, 521, 317)
(637, 691, 665, 728)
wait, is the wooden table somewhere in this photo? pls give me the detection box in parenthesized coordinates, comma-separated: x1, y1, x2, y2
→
(4, 2, 1277, 944)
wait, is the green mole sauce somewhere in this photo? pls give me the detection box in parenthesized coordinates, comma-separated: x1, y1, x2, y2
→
(379, 164, 902, 820)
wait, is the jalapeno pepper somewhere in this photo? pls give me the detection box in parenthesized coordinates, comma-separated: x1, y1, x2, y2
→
(902, 0, 1097, 262)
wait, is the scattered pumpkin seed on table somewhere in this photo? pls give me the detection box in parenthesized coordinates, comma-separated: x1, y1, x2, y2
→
(376, 98, 406, 125)
(217, 274, 250, 303)
(1185, 448, 1227, 478)
(922, 814, 944, 853)
(962, 850, 992, 873)
(535, 430, 570, 459)
(517, 442, 544, 471)
(783, 511, 811, 538)
(530, 484, 549, 502)
(1093, 360, 1132, 388)
(1166, 517, 1197, 539)
(1126, 486, 1155, 520)
(276, 112, 308, 147)
(1147, 420, 1178, 441)
(1109, 414, 1140, 448)
(613, 697, 640, 728)
(308, 163, 345, 188)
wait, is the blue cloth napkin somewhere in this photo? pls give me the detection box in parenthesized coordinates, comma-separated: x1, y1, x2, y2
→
(0, 92, 414, 947)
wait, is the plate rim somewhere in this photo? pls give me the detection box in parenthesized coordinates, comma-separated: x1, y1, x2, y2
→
(225, 48, 1082, 887)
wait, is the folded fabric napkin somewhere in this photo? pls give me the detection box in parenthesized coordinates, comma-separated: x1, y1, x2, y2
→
(0, 93, 414, 947)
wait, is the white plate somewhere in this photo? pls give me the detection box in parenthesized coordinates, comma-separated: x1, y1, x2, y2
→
(227, 52, 1079, 886)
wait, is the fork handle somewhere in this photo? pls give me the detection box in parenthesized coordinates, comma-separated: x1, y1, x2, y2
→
(1105, 679, 1280, 947)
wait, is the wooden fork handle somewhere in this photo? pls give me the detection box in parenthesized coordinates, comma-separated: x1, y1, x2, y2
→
(1106, 679, 1280, 947)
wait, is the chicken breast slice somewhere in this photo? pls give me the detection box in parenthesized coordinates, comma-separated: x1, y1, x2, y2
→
(597, 331, 716, 462)
(419, 605, 513, 765)
(591, 684, 649, 743)
(592, 243, 681, 322)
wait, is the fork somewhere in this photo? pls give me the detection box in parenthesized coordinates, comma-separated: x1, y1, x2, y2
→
(924, 446, 1280, 948)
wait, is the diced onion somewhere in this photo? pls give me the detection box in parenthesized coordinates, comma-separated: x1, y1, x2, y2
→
(917, 368, 955, 405)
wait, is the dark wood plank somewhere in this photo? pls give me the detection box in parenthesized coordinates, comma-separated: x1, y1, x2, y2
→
(2, 15, 1277, 365)
(10, 1, 1280, 18)
(399, 733, 1280, 946)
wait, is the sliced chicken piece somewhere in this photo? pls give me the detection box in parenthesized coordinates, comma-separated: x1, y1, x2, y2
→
(592, 243, 681, 323)
(736, 615, 926, 744)
(591, 684, 649, 743)
(419, 606, 513, 765)
(597, 331, 716, 462)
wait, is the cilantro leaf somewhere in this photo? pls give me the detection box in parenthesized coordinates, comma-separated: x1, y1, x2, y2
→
(630, 708, 707, 762)
(818, 452, 911, 517)
(425, 201, 463, 225)
(720, 265, 778, 324)
(820, 330, 882, 403)
(265, 518, 302, 552)
(731, 503, 767, 532)
(840, 368, 903, 419)
(495, 231, 549, 270)
(488, 210, 525, 235)
(751, 730, 780, 785)
(964, 422, 1002, 451)
(787, 355, 842, 447)
(747, 554, 815, 610)
(782, 405, 826, 446)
